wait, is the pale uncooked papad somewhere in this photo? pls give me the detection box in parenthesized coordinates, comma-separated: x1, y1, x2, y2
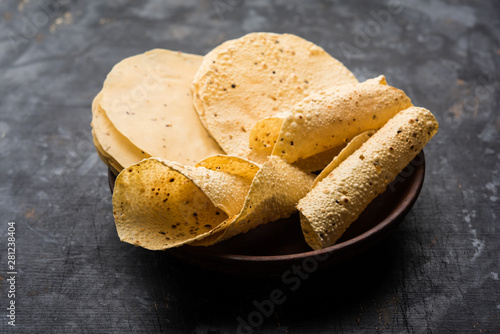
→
(100, 35, 440, 252)
(92, 92, 150, 171)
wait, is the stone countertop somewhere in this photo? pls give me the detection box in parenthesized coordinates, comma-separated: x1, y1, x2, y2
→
(0, 0, 499, 333)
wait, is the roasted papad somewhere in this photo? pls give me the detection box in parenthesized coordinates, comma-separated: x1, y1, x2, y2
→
(94, 49, 223, 172)
(248, 75, 412, 166)
(92, 36, 440, 253)
(192, 32, 358, 158)
(112, 155, 314, 250)
(297, 106, 439, 250)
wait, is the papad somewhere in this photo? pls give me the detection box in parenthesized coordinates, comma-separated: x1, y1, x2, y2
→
(113, 155, 314, 250)
(249, 76, 412, 165)
(92, 92, 150, 172)
(297, 106, 438, 250)
(99, 49, 223, 166)
(192, 32, 358, 158)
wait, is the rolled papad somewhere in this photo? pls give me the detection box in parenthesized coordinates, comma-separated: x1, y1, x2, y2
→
(297, 106, 439, 250)
(192, 155, 315, 245)
(113, 155, 314, 250)
(249, 75, 412, 165)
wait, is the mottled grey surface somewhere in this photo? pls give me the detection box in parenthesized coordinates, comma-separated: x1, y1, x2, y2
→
(0, 0, 499, 333)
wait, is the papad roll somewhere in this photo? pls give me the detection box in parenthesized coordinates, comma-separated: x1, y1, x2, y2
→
(297, 106, 438, 250)
(248, 76, 412, 167)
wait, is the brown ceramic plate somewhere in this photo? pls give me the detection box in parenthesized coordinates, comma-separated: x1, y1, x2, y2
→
(108, 151, 425, 276)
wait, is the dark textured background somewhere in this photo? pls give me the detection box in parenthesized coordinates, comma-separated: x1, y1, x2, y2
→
(1, 0, 499, 333)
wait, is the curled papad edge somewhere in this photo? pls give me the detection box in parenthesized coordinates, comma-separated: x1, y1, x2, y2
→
(112, 155, 314, 250)
(297, 106, 439, 250)
(247, 75, 412, 170)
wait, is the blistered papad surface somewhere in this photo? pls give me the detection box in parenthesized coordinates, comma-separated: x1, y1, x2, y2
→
(192, 32, 358, 158)
(250, 76, 413, 164)
(297, 107, 439, 250)
(113, 157, 252, 250)
(193, 156, 315, 245)
(99, 49, 223, 166)
(113, 156, 314, 250)
(313, 130, 375, 187)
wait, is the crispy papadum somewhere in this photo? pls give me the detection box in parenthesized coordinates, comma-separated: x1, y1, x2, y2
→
(97, 49, 223, 169)
(113, 156, 314, 250)
(297, 107, 439, 250)
(92, 37, 440, 253)
(192, 32, 358, 158)
(92, 92, 150, 171)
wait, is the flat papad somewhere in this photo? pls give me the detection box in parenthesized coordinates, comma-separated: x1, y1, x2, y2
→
(192, 32, 358, 158)
(297, 106, 439, 250)
(291, 145, 347, 173)
(249, 75, 413, 166)
(98, 49, 223, 167)
(92, 130, 121, 176)
(112, 155, 314, 250)
(92, 92, 150, 172)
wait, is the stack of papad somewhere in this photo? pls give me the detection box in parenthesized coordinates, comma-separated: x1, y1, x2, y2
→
(192, 32, 359, 159)
(113, 156, 314, 250)
(92, 49, 224, 173)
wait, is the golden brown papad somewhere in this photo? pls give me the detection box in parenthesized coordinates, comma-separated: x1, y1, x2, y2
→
(192, 32, 358, 158)
(113, 155, 314, 250)
(248, 75, 413, 166)
(297, 106, 439, 250)
(98, 49, 224, 167)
